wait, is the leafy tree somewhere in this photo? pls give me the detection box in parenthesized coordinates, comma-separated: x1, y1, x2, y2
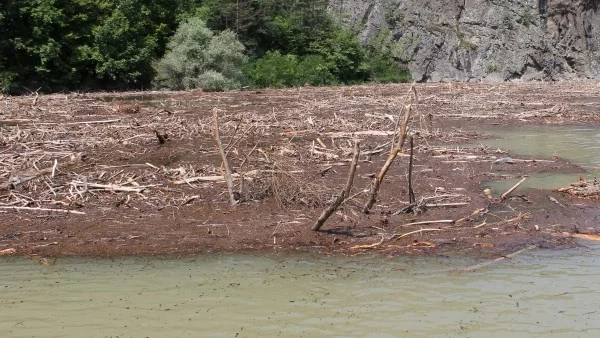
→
(88, 0, 178, 88)
(0, 0, 105, 92)
(0, 0, 179, 93)
(1, 0, 410, 93)
(309, 29, 368, 83)
(245, 51, 336, 88)
(153, 17, 247, 91)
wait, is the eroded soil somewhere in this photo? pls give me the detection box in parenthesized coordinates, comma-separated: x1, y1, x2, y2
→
(1, 82, 600, 259)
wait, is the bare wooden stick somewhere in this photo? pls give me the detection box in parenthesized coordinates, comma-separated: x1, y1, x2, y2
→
(350, 234, 385, 249)
(313, 140, 360, 231)
(71, 181, 159, 192)
(408, 136, 415, 204)
(37, 119, 121, 125)
(425, 202, 469, 208)
(392, 228, 443, 240)
(0, 206, 85, 214)
(398, 219, 455, 227)
(213, 109, 237, 206)
(363, 104, 413, 213)
(51, 159, 58, 178)
(501, 177, 527, 200)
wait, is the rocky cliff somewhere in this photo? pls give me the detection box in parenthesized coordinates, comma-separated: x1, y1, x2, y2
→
(330, 0, 600, 81)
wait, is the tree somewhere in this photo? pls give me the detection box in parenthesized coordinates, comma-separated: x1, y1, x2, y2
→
(89, 0, 178, 88)
(0, 0, 179, 93)
(153, 17, 247, 91)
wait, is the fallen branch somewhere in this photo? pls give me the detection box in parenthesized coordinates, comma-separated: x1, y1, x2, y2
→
(71, 181, 159, 192)
(350, 234, 385, 249)
(313, 140, 360, 231)
(0, 206, 85, 214)
(398, 219, 455, 227)
(454, 207, 487, 223)
(213, 109, 237, 206)
(425, 202, 469, 208)
(326, 130, 395, 138)
(392, 228, 443, 240)
(501, 177, 527, 200)
(37, 119, 121, 125)
(172, 170, 301, 185)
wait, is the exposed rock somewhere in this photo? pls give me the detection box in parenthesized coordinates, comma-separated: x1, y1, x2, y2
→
(330, 0, 600, 82)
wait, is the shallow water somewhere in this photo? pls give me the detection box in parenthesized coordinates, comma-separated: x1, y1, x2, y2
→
(2, 242, 600, 337)
(478, 126, 600, 191)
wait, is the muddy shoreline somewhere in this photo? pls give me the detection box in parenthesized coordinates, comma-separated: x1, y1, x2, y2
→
(1, 82, 600, 259)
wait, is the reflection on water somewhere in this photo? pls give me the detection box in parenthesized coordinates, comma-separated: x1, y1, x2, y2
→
(479, 126, 600, 191)
(2, 244, 600, 337)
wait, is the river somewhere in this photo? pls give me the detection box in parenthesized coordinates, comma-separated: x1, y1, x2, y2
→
(2, 242, 600, 337)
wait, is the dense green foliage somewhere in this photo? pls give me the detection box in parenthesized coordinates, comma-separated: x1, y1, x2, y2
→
(0, 0, 410, 94)
(1, 0, 178, 93)
(153, 18, 247, 91)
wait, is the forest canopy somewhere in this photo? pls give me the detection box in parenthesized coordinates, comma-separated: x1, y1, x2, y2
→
(0, 0, 410, 94)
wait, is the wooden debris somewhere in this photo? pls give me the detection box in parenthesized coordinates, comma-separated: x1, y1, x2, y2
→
(213, 109, 238, 206)
(554, 177, 600, 198)
(0, 248, 17, 256)
(313, 140, 360, 231)
(0, 206, 85, 214)
(363, 84, 417, 213)
(570, 233, 600, 241)
(154, 130, 168, 144)
(500, 177, 527, 200)
(392, 228, 443, 240)
(350, 234, 385, 249)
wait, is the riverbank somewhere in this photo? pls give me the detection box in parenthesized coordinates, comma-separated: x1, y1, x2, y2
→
(2, 82, 600, 259)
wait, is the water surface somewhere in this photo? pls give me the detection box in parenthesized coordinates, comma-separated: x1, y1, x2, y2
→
(478, 126, 600, 191)
(2, 244, 600, 337)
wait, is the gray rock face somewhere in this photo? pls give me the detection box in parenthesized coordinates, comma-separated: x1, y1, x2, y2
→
(329, 0, 600, 82)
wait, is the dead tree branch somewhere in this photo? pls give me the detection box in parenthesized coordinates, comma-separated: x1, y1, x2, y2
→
(313, 140, 360, 231)
(212, 109, 238, 206)
(363, 85, 417, 213)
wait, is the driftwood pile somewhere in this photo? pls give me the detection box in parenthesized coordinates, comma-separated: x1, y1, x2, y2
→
(554, 177, 600, 198)
(2, 82, 599, 256)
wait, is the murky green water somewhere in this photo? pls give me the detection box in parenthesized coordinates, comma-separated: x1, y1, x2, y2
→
(478, 126, 600, 191)
(2, 243, 600, 337)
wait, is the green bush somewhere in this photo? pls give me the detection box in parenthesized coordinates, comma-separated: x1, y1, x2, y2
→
(197, 70, 238, 91)
(296, 55, 337, 86)
(366, 56, 411, 83)
(309, 29, 369, 83)
(244, 51, 300, 88)
(153, 17, 247, 91)
(486, 62, 499, 73)
(244, 51, 337, 88)
(522, 8, 532, 27)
